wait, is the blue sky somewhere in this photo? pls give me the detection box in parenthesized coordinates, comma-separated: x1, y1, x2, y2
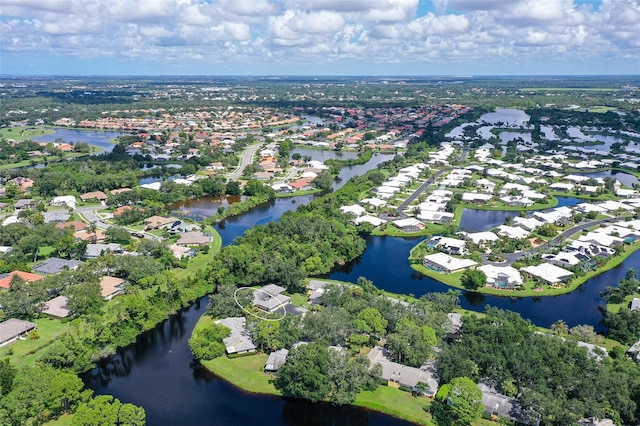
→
(1, 0, 638, 76)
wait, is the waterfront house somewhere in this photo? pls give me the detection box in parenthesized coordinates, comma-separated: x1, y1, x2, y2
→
(353, 215, 387, 227)
(392, 218, 425, 233)
(478, 265, 523, 289)
(427, 236, 467, 255)
(175, 231, 212, 246)
(478, 382, 537, 425)
(264, 349, 289, 373)
(0, 318, 37, 347)
(496, 225, 530, 239)
(521, 263, 573, 285)
(215, 317, 256, 355)
(423, 252, 477, 274)
(144, 215, 180, 230)
(339, 204, 367, 217)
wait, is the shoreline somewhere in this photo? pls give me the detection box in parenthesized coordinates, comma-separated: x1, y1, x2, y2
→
(409, 239, 640, 297)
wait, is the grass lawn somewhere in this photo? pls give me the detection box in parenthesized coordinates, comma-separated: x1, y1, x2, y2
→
(202, 353, 278, 395)
(0, 317, 76, 368)
(173, 226, 222, 279)
(354, 386, 434, 425)
(274, 189, 322, 198)
(607, 293, 639, 314)
(289, 293, 308, 307)
(38, 245, 56, 258)
(0, 126, 54, 140)
(44, 414, 74, 426)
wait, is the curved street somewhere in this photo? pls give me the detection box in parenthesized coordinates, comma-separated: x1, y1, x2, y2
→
(227, 142, 262, 181)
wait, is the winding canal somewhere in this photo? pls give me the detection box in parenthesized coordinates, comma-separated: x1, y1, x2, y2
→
(83, 147, 635, 425)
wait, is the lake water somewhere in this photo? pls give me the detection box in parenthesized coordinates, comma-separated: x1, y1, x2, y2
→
(582, 170, 640, 188)
(32, 128, 126, 153)
(82, 297, 408, 426)
(479, 109, 530, 126)
(83, 151, 636, 424)
(291, 147, 360, 161)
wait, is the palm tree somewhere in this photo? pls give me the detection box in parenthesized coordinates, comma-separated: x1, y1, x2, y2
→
(551, 319, 569, 335)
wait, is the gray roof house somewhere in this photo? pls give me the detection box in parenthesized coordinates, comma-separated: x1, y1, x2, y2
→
(367, 346, 439, 397)
(478, 382, 538, 425)
(84, 243, 124, 259)
(33, 257, 82, 275)
(264, 348, 289, 372)
(0, 318, 37, 347)
(215, 317, 256, 355)
(175, 231, 212, 246)
(253, 284, 290, 313)
(43, 211, 71, 224)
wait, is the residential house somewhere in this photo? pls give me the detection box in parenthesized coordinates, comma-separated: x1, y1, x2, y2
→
(512, 217, 543, 232)
(80, 191, 108, 202)
(41, 296, 71, 318)
(43, 211, 71, 223)
(176, 232, 212, 246)
(423, 253, 477, 274)
(465, 231, 500, 246)
(478, 265, 523, 289)
(478, 382, 537, 425)
(392, 218, 425, 233)
(462, 192, 493, 203)
(0, 318, 37, 347)
(353, 215, 387, 227)
(32, 258, 82, 275)
(631, 298, 640, 311)
(144, 215, 179, 230)
(417, 211, 454, 224)
(496, 225, 530, 239)
(253, 284, 290, 313)
(14, 199, 34, 210)
(578, 232, 624, 248)
(215, 317, 257, 355)
(85, 243, 124, 259)
(339, 204, 367, 217)
(0, 271, 45, 290)
(164, 220, 202, 235)
(264, 349, 289, 373)
(427, 236, 467, 255)
(521, 263, 574, 285)
(542, 251, 590, 268)
(169, 244, 196, 259)
(367, 346, 439, 397)
(100, 276, 126, 301)
(50, 195, 77, 209)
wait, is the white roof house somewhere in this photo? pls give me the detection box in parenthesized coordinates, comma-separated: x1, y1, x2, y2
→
(50, 195, 77, 209)
(392, 218, 425, 232)
(361, 198, 387, 208)
(478, 265, 523, 289)
(496, 225, 530, 239)
(417, 211, 454, 224)
(521, 262, 574, 285)
(423, 252, 477, 274)
(533, 206, 573, 224)
(549, 182, 575, 192)
(354, 215, 387, 227)
(377, 185, 401, 194)
(512, 216, 543, 231)
(578, 232, 624, 247)
(466, 231, 500, 245)
(339, 204, 367, 217)
(463, 192, 493, 202)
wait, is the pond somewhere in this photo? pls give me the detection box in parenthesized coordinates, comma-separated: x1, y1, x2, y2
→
(479, 109, 530, 126)
(582, 170, 640, 188)
(291, 147, 360, 161)
(32, 128, 126, 153)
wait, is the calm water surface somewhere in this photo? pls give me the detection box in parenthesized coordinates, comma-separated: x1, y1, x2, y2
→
(84, 150, 636, 424)
(33, 128, 126, 153)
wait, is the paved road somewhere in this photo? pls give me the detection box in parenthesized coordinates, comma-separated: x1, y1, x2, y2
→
(387, 168, 450, 220)
(482, 216, 618, 266)
(75, 206, 160, 240)
(227, 142, 262, 181)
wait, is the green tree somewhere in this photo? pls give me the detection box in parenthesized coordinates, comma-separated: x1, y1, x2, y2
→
(551, 319, 569, 335)
(354, 307, 388, 336)
(188, 320, 229, 361)
(313, 170, 334, 191)
(0, 358, 16, 397)
(254, 320, 282, 352)
(225, 180, 242, 196)
(105, 226, 132, 245)
(64, 280, 104, 316)
(447, 377, 484, 426)
(275, 343, 331, 403)
(72, 395, 146, 426)
(460, 269, 487, 291)
(0, 365, 89, 425)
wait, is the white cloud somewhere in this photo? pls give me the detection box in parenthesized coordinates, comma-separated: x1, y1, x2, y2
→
(0, 0, 639, 74)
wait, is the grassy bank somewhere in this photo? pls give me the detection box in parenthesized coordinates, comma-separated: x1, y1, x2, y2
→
(409, 240, 640, 298)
